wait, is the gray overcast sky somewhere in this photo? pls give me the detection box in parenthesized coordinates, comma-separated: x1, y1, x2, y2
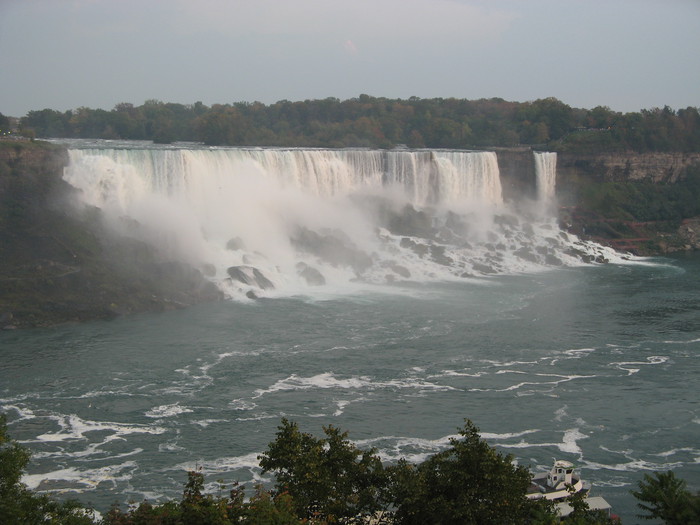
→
(1, 0, 698, 117)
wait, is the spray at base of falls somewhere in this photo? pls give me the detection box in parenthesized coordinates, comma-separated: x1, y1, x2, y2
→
(63, 145, 627, 300)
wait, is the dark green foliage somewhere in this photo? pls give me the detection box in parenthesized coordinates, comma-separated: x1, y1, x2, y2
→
(579, 168, 700, 223)
(102, 474, 301, 524)
(389, 419, 547, 525)
(258, 418, 389, 523)
(17, 97, 700, 152)
(631, 471, 700, 525)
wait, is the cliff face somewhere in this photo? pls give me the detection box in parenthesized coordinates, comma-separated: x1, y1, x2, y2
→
(552, 151, 700, 255)
(492, 148, 537, 202)
(557, 151, 700, 184)
(0, 140, 222, 329)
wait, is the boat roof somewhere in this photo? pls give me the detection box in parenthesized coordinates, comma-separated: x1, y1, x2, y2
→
(553, 460, 574, 469)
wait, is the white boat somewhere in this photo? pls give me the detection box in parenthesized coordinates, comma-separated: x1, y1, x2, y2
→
(526, 460, 615, 519)
(526, 460, 588, 501)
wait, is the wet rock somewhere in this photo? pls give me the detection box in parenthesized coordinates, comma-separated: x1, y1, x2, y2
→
(226, 237, 245, 251)
(291, 227, 372, 274)
(227, 265, 275, 290)
(514, 247, 539, 263)
(390, 263, 411, 278)
(296, 263, 326, 286)
(472, 262, 497, 274)
(400, 237, 429, 257)
(387, 204, 434, 238)
(545, 254, 563, 266)
(494, 214, 520, 228)
(430, 245, 453, 266)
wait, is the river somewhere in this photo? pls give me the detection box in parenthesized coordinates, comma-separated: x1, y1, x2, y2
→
(1, 143, 698, 523)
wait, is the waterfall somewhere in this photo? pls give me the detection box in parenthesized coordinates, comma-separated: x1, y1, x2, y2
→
(63, 144, 618, 299)
(533, 151, 557, 202)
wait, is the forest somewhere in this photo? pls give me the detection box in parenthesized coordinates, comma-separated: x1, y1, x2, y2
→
(11, 95, 700, 152)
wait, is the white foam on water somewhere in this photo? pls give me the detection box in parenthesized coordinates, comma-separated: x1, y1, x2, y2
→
(191, 419, 228, 428)
(35, 414, 166, 443)
(23, 461, 139, 492)
(145, 403, 194, 418)
(468, 373, 592, 393)
(496, 427, 587, 456)
(480, 429, 541, 440)
(229, 399, 258, 411)
(609, 355, 669, 375)
(662, 337, 700, 344)
(252, 373, 373, 398)
(171, 452, 264, 479)
(252, 372, 457, 400)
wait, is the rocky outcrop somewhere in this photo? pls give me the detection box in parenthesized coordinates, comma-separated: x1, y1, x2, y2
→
(227, 265, 275, 290)
(295, 263, 326, 286)
(493, 147, 537, 201)
(677, 217, 700, 250)
(557, 151, 700, 184)
(0, 140, 223, 329)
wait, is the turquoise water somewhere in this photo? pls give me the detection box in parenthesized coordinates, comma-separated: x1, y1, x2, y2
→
(1, 254, 699, 523)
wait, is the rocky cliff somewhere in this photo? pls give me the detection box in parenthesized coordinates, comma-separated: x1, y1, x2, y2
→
(0, 140, 222, 329)
(557, 151, 700, 184)
(553, 151, 700, 254)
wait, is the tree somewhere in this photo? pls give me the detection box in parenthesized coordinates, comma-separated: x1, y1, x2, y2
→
(258, 418, 389, 523)
(389, 419, 550, 525)
(631, 470, 700, 524)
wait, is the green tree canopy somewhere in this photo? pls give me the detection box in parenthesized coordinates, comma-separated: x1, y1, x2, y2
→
(389, 419, 547, 525)
(258, 418, 389, 523)
(631, 471, 700, 525)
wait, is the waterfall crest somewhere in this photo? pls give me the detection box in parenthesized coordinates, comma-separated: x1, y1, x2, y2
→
(64, 145, 620, 299)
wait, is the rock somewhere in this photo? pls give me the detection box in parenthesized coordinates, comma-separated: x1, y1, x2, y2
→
(1, 312, 16, 329)
(291, 227, 372, 274)
(678, 217, 700, 249)
(430, 245, 453, 266)
(514, 247, 539, 263)
(390, 264, 411, 278)
(472, 262, 497, 274)
(400, 237, 429, 257)
(226, 265, 275, 290)
(387, 204, 435, 238)
(545, 254, 563, 266)
(296, 263, 326, 286)
(226, 237, 245, 251)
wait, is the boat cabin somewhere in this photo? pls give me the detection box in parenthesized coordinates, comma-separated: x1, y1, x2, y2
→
(527, 460, 586, 501)
(547, 460, 575, 490)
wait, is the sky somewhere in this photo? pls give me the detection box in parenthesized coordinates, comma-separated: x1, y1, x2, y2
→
(1, 0, 699, 117)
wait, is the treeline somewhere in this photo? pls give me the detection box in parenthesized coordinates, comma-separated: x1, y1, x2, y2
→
(12, 95, 700, 152)
(3, 415, 700, 524)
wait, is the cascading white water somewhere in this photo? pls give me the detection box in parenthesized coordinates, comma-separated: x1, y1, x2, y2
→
(533, 151, 557, 202)
(63, 144, 621, 299)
